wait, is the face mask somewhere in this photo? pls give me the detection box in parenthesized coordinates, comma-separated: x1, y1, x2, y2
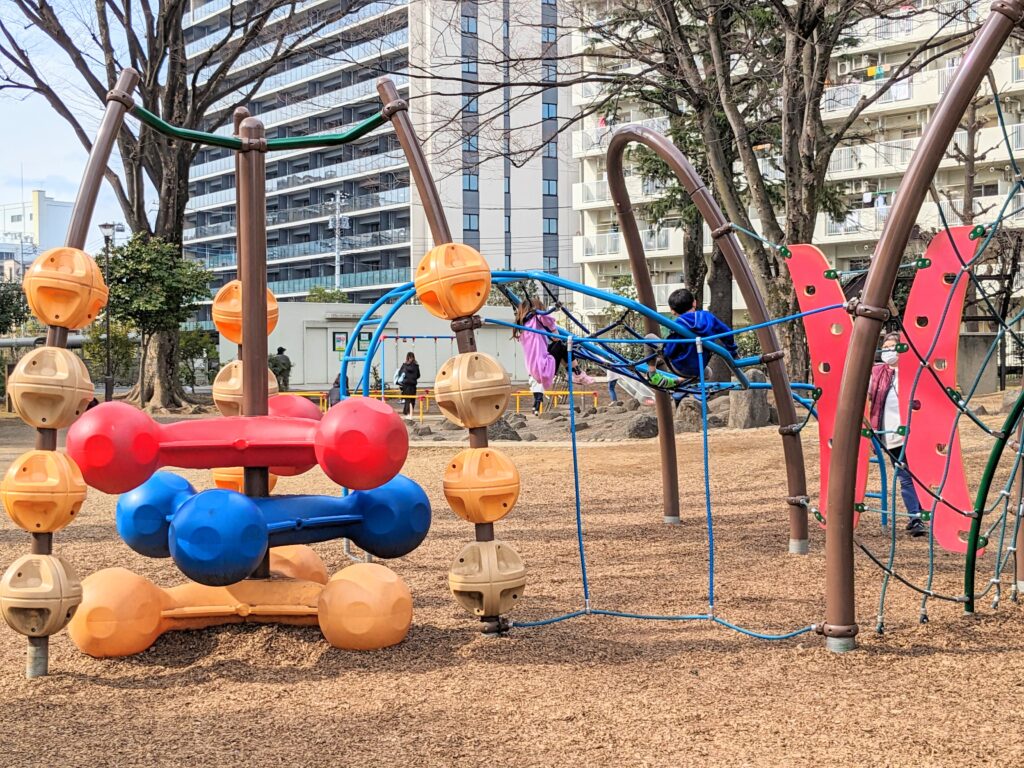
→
(880, 350, 898, 366)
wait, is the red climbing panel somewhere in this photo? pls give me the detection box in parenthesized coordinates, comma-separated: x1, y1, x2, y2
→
(787, 245, 869, 527)
(900, 226, 976, 554)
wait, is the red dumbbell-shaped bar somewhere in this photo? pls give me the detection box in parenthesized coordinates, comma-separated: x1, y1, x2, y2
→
(65, 398, 408, 494)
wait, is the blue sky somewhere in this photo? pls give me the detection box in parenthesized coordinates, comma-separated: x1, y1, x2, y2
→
(0, 84, 129, 256)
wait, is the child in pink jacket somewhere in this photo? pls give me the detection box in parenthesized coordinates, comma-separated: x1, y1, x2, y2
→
(513, 298, 567, 389)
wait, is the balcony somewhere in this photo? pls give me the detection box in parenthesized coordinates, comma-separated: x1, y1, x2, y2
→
(841, 1, 981, 52)
(201, 226, 411, 270)
(573, 175, 664, 209)
(268, 267, 411, 296)
(187, 149, 407, 211)
(575, 280, 746, 314)
(823, 77, 915, 116)
(183, 187, 411, 242)
(253, 72, 407, 130)
(571, 116, 670, 158)
(573, 229, 675, 263)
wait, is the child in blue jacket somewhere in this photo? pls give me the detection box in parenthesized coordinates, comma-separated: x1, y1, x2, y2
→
(663, 288, 738, 378)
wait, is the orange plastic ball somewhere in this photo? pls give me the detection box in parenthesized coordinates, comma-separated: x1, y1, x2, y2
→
(413, 243, 491, 320)
(318, 563, 412, 650)
(23, 247, 107, 329)
(67, 567, 165, 658)
(1, 450, 87, 533)
(443, 447, 520, 523)
(211, 280, 279, 344)
(211, 466, 279, 494)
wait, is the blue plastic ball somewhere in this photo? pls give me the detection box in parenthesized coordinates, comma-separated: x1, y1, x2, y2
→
(169, 489, 268, 586)
(349, 475, 431, 558)
(116, 471, 195, 558)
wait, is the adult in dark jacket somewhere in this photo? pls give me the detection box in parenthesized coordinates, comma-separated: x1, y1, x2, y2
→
(396, 352, 420, 416)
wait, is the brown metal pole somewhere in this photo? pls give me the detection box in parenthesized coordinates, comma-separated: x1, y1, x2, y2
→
(376, 78, 452, 244)
(1016, 422, 1024, 599)
(236, 116, 271, 579)
(21, 69, 139, 678)
(606, 128, 809, 547)
(822, 4, 1022, 652)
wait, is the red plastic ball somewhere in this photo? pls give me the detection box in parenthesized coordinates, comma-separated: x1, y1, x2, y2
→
(65, 402, 161, 493)
(315, 398, 408, 490)
(268, 394, 323, 421)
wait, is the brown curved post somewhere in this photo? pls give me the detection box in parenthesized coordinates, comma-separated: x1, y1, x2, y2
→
(376, 78, 452, 244)
(606, 127, 809, 549)
(236, 116, 271, 578)
(822, 3, 1022, 652)
(21, 68, 140, 678)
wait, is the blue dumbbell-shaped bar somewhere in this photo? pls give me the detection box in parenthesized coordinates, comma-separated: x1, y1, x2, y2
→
(116, 471, 431, 586)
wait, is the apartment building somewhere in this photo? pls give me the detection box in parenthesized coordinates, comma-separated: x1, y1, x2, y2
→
(182, 0, 574, 322)
(0, 189, 71, 256)
(570, 1, 1016, 323)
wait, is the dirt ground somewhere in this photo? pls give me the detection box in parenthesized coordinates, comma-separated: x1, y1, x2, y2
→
(1, 409, 1023, 768)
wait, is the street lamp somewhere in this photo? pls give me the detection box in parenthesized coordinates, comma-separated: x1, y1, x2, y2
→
(97, 222, 124, 401)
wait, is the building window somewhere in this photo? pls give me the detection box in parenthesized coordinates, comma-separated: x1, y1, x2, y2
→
(463, 135, 479, 152)
(461, 15, 477, 34)
(543, 217, 558, 234)
(543, 0, 556, 5)
(542, 63, 557, 82)
(462, 59, 478, 75)
(542, 103, 557, 120)
(543, 179, 557, 196)
(543, 141, 557, 158)
(504, 176, 510, 194)
(543, 255, 558, 272)
(464, 213, 479, 231)
(504, 215, 511, 233)
(463, 96, 478, 113)
(10, 214, 21, 223)
(541, 26, 556, 43)
(463, 173, 479, 191)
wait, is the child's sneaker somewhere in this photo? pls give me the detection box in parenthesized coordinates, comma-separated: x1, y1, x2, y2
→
(906, 518, 927, 537)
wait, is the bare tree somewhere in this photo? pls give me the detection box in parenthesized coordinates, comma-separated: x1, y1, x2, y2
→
(0, 0, 358, 408)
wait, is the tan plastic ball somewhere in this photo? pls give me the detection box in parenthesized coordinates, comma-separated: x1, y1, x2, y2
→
(8, 346, 94, 429)
(434, 352, 511, 428)
(0, 554, 83, 637)
(448, 540, 526, 617)
(318, 563, 412, 650)
(23, 247, 107, 329)
(1, 450, 87, 533)
(212, 360, 280, 417)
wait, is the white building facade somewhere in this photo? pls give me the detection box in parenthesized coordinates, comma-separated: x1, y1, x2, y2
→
(0, 189, 72, 262)
(182, 0, 574, 325)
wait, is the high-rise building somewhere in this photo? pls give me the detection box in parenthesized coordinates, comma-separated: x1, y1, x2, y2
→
(0, 189, 72, 257)
(182, 0, 574, 321)
(569, 1, 1019, 324)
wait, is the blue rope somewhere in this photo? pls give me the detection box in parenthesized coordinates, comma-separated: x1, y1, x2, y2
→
(513, 610, 818, 640)
(566, 340, 590, 604)
(697, 342, 716, 608)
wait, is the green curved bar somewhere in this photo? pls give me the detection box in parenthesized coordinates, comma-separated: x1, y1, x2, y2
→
(964, 389, 1024, 612)
(130, 104, 386, 151)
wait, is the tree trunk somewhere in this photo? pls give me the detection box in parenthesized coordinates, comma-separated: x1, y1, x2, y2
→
(683, 218, 707, 295)
(706, 247, 733, 381)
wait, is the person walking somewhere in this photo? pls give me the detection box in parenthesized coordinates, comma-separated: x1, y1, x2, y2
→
(396, 352, 420, 416)
(606, 368, 620, 403)
(528, 375, 545, 416)
(269, 346, 292, 391)
(868, 331, 927, 537)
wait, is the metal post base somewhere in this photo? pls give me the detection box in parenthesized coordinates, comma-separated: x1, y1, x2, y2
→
(789, 538, 809, 555)
(825, 636, 856, 653)
(26, 637, 48, 679)
(664, 515, 681, 525)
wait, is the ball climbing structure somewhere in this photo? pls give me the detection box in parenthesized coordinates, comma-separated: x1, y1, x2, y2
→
(413, 242, 527, 631)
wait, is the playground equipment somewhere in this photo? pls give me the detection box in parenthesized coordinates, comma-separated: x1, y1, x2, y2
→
(0, 70, 438, 676)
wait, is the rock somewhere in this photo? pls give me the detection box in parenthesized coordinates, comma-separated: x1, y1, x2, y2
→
(609, 400, 625, 408)
(486, 416, 522, 441)
(973, 404, 989, 416)
(707, 414, 726, 429)
(626, 414, 659, 439)
(572, 421, 590, 432)
(768, 404, 779, 426)
(539, 410, 558, 420)
(584, 406, 598, 416)
(1002, 389, 1021, 413)
(675, 399, 703, 433)
(707, 395, 731, 415)
(507, 414, 528, 429)
(624, 399, 640, 411)
(728, 369, 771, 429)
(597, 406, 609, 414)
(441, 419, 464, 431)
(521, 432, 538, 441)
(413, 424, 432, 437)
(432, 435, 447, 442)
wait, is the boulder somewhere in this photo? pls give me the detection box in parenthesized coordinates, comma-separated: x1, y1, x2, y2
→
(572, 421, 590, 432)
(973, 404, 989, 416)
(675, 399, 704, 433)
(507, 414, 528, 429)
(486, 417, 522, 442)
(539, 410, 559, 420)
(609, 400, 625, 409)
(707, 395, 731, 415)
(432, 435, 447, 442)
(521, 432, 538, 441)
(707, 414, 726, 429)
(624, 399, 641, 411)
(768, 404, 779, 426)
(441, 419, 464, 431)
(584, 406, 598, 416)
(728, 369, 771, 429)
(626, 414, 659, 439)
(412, 424, 432, 437)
